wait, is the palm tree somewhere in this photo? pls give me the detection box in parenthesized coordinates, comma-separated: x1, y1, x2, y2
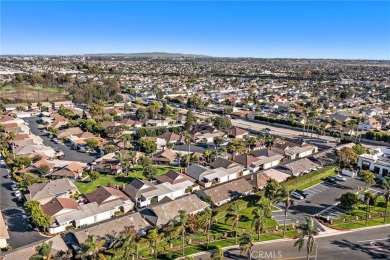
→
(225, 203, 241, 244)
(277, 187, 293, 237)
(294, 216, 319, 260)
(111, 226, 139, 260)
(210, 245, 224, 260)
(239, 233, 254, 260)
(120, 133, 132, 149)
(128, 151, 137, 169)
(381, 177, 390, 223)
(200, 208, 213, 250)
(184, 133, 192, 167)
(146, 227, 161, 260)
(79, 235, 105, 259)
(203, 150, 211, 163)
(30, 241, 53, 260)
(245, 136, 257, 152)
(176, 152, 183, 168)
(251, 206, 264, 241)
(177, 210, 189, 256)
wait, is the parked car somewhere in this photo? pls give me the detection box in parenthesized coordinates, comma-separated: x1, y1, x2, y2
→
(291, 191, 304, 200)
(14, 190, 22, 197)
(6, 174, 12, 179)
(79, 147, 87, 153)
(295, 190, 309, 198)
(334, 175, 346, 181)
(53, 138, 60, 144)
(325, 177, 337, 184)
(0, 160, 5, 165)
(11, 184, 18, 191)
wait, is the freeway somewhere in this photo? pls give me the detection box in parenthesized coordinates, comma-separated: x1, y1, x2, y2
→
(193, 224, 390, 260)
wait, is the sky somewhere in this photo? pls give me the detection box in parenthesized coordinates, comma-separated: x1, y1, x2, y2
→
(1, 1, 390, 59)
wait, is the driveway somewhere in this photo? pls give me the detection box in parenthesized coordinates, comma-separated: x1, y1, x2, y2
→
(24, 117, 96, 163)
(0, 165, 45, 248)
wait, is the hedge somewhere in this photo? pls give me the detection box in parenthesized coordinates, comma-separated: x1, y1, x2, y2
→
(366, 131, 390, 143)
(283, 165, 337, 190)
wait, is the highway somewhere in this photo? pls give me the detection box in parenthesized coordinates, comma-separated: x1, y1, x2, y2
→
(193, 225, 390, 260)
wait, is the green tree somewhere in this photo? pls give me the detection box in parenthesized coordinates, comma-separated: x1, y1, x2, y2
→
(213, 136, 224, 149)
(184, 110, 196, 131)
(381, 177, 390, 223)
(136, 108, 147, 120)
(160, 102, 171, 117)
(213, 116, 232, 131)
(120, 134, 132, 149)
(29, 241, 53, 260)
(89, 104, 105, 119)
(37, 164, 50, 176)
(104, 145, 116, 154)
(277, 187, 293, 237)
(358, 170, 375, 189)
(142, 165, 158, 180)
(86, 138, 100, 151)
(239, 233, 254, 260)
(294, 216, 319, 260)
(251, 206, 264, 241)
(138, 138, 157, 154)
(352, 144, 367, 155)
(225, 203, 241, 244)
(337, 147, 358, 170)
(264, 179, 280, 207)
(79, 235, 105, 259)
(339, 192, 360, 212)
(146, 227, 161, 260)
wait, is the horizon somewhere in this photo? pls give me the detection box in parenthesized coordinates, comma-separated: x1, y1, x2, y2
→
(1, 1, 390, 60)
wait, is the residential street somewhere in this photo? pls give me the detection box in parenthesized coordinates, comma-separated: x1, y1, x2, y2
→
(0, 165, 46, 248)
(24, 117, 96, 163)
(193, 225, 390, 260)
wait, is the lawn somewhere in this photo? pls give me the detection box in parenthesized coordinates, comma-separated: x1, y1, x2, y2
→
(330, 196, 390, 229)
(74, 165, 179, 194)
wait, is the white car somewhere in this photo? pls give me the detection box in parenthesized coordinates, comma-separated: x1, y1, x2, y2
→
(291, 191, 304, 200)
(14, 190, 22, 197)
(334, 175, 346, 181)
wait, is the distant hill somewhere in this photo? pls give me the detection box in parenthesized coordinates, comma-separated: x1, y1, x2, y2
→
(84, 52, 211, 58)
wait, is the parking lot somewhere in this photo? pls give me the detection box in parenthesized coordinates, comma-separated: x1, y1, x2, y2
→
(272, 175, 367, 230)
(24, 117, 96, 163)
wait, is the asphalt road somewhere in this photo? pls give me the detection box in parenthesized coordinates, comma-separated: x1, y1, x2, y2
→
(194, 224, 390, 260)
(0, 165, 45, 248)
(24, 117, 96, 163)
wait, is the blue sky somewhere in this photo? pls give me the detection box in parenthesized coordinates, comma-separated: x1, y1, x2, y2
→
(1, 1, 389, 59)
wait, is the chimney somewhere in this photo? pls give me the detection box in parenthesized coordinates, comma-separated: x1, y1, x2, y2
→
(122, 183, 126, 190)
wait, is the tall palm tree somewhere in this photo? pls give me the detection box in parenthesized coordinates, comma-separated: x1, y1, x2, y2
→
(177, 210, 189, 256)
(111, 226, 139, 260)
(210, 245, 224, 260)
(200, 208, 213, 250)
(128, 151, 137, 169)
(176, 152, 183, 168)
(184, 133, 192, 167)
(225, 203, 241, 244)
(251, 206, 264, 241)
(381, 177, 390, 223)
(203, 150, 211, 164)
(146, 227, 161, 260)
(294, 216, 319, 260)
(239, 233, 254, 260)
(277, 187, 293, 237)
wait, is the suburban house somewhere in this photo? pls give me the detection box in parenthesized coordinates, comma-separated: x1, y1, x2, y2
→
(140, 194, 209, 226)
(67, 212, 151, 253)
(121, 118, 143, 128)
(0, 213, 9, 249)
(228, 126, 249, 139)
(278, 158, 320, 177)
(57, 127, 84, 139)
(151, 149, 177, 165)
(25, 178, 79, 205)
(94, 159, 122, 175)
(51, 162, 85, 179)
(123, 173, 196, 208)
(195, 178, 253, 207)
(259, 169, 291, 183)
(85, 186, 133, 210)
(251, 149, 284, 169)
(13, 144, 56, 158)
(157, 131, 182, 144)
(41, 197, 79, 224)
(358, 118, 382, 131)
(358, 148, 390, 176)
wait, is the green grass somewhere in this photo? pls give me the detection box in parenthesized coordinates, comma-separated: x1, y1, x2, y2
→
(158, 230, 297, 260)
(0, 85, 15, 94)
(283, 165, 337, 190)
(75, 165, 179, 194)
(332, 218, 387, 230)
